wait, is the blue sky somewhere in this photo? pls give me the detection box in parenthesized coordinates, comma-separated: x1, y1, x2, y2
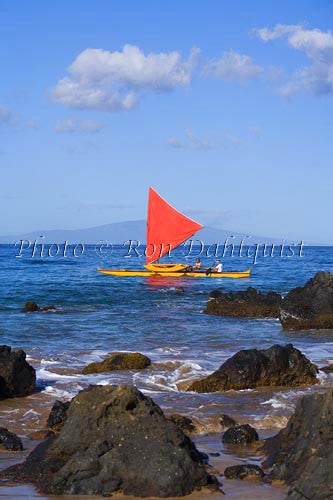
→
(1, 0, 332, 243)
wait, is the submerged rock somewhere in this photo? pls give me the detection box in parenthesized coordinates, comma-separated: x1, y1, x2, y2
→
(0, 345, 36, 398)
(263, 390, 333, 500)
(222, 424, 258, 445)
(187, 344, 318, 393)
(0, 428, 23, 451)
(46, 400, 70, 431)
(82, 352, 151, 374)
(3, 385, 218, 496)
(220, 414, 237, 429)
(280, 271, 333, 330)
(22, 301, 56, 313)
(166, 414, 196, 433)
(224, 464, 264, 480)
(205, 287, 282, 318)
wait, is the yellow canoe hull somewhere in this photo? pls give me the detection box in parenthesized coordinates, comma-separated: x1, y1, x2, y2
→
(144, 263, 188, 272)
(98, 268, 251, 279)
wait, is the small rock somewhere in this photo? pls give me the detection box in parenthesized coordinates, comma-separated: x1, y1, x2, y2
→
(175, 287, 185, 294)
(22, 302, 56, 313)
(83, 352, 151, 374)
(224, 464, 264, 480)
(29, 429, 55, 441)
(220, 414, 237, 429)
(222, 424, 259, 445)
(22, 301, 39, 312)
(0, 428, 23, 451)
(209, 289, 223, 299)
(209, 452, 220, 457)
(47, 400, 70, 431)
(0, 345, 36, 399)
(166, 414, 195, 433)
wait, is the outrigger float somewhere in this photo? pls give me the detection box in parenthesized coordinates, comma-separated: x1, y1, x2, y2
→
(98, 187, 251, 279)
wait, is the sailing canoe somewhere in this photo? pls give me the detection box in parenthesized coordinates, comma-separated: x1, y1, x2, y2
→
(98, 267, 251, 279)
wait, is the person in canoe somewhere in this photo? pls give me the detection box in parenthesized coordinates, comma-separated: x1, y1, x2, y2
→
(212, 260, 223, 273)
(194, 258, 202, 269)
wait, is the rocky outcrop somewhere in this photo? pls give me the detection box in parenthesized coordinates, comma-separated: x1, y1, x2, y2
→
(222, 424, 258, 445)
(187, 344, 318, 393)
(0, 428, 23, 451)
(29, 429, 55, 441)
(82, 352, 151, 374)
(0, 345, 36, 398)
(224, 464, 264, 480)
(321, 363, 333, 373)
(22, 301, 55, 313)
(46, 400, 70, 431)
(263, 390, 333, 500)
(3, 385, 218, 496)
(220, 414, 237, 429)
(166, 414, 196, 433)
(205, 287, 282, 318)
(280, 271, 333, 330)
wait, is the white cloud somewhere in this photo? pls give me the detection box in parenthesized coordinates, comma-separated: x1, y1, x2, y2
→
(204, 50, 263, 80)
(55, 118, 105, 133)
(167, 129, 213, 150)
(254, 24, 333, 96)
(52, 45, 200, 112)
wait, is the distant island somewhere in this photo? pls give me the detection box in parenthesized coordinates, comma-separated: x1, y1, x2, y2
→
(0, 219, 299, 245)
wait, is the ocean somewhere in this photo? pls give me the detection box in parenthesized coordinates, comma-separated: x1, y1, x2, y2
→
(0, 243, 332, 498)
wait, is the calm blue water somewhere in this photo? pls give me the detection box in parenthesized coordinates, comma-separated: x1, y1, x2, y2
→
(0, 243, 332, 431)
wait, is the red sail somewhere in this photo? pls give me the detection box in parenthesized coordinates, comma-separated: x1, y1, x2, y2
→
(146, 187, 203, 264)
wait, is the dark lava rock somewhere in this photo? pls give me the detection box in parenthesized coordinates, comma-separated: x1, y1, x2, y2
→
(224, 464, 264, 480)
(175, 287, 185, 294)
(3, 385, 218, 496)
(0, 428, 23, 451)
(205, 287, 282, 318)
(220, 414, 237, 429)
(22, 302, 56, 313)
(82, 352, 151, 374)
(222, 424, 258, 445)
(46, 400, 70, 431)
(22, 301, 39, 312)
(187, 344, 318, 393)
(209, 289, 223, 299)
(280, 271, 333, 330)
(263, 390, 333, 500)
(166, 414, 196, 433)
(321, 363, 333, 373)
(29, 429, 55, 441)
(0, 345, 36, 398)
(209, 452, 220, 457)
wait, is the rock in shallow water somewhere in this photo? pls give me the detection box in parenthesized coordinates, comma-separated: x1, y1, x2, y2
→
(22, 301, 56, 313)
(0, 428, 23, 451)
(224, 464, 264, 480)
(3, 385, 218, 496)
(82, 352, 151, 374)
(263, 390, 333, 500)
(280, 271, 333, 330)
(222, 424, 258, 445)
(205, 287, 282, 318)
(187, 344, 318, 392)
(0, 345, 36, 398)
